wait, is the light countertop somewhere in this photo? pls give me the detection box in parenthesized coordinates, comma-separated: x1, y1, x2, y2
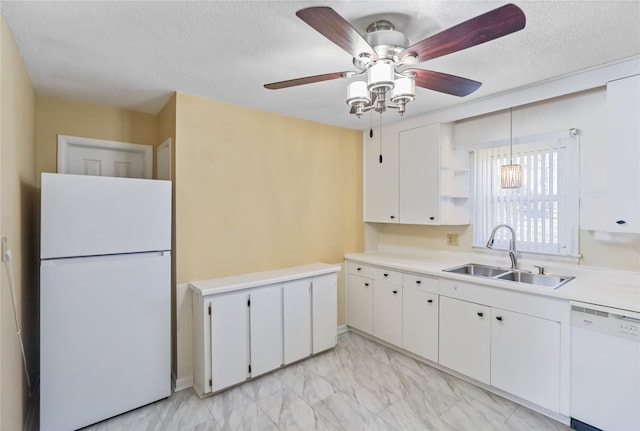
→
(189, 262, 341, 296)
(345, 249, 640, 313)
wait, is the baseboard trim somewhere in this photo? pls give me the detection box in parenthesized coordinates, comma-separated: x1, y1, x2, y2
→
(337, 324, 349, 334)
(172, 372, 194, 392)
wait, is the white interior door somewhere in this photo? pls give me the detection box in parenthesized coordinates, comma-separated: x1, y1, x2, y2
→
(157, 138, 171, 180)
(58, 134, 153, 179)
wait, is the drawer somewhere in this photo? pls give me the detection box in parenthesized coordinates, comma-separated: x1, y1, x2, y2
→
(347, 262, 376, 278)
(403, 273, 438, 294)
(347, 262, 402, 285)
(369, 267, 402, 285)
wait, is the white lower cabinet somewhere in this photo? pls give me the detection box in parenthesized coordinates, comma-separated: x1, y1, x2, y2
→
(346, 273, 374, 333)
(373, 280, 403, 346)
(283, 279, 312, 364)
(439, 296, 491, 385)
(491, 308, 560, 412)
(208, 291, 250, 392)
(190, 264, 340, 397)
(250, 285, 284, 377)
(344, 259, 569, 416)
(402, 276, 439, 362)
(312, 274, 338, 354)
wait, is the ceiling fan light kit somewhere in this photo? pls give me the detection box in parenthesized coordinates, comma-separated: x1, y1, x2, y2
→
(265, 4, 526, 119)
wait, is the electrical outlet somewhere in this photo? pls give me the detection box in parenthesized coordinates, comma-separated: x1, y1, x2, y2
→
(447, 234, 459, 246)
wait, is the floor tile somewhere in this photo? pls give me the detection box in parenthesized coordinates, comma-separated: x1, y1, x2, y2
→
(311, 391, 396, 431)
(255, 386, 337, 431)
(155, 388, 216, 431)
(203, 385, 279, 431)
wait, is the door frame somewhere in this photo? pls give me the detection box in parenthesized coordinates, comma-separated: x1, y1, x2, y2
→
(57, 134, 153, 179)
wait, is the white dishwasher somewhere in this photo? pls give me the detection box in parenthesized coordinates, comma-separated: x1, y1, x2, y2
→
(570, 301, 640, 431)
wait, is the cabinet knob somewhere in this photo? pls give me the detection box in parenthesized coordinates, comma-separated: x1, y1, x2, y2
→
(390, 215, 395, 219)
(416, 280, 421, 284)
(392, 290, 398, 294)
(364, 282, 369, 287)
(427, 299, 433, 304)
(477, 312, 484, 317)
(356, 267, 361, 271)
(383, 273, 388, 277)
(496, 316, 503, 321)
(429, 216, 435, 221)
(616, 220, 627, 225)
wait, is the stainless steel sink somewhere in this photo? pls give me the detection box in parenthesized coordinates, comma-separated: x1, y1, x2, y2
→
(443, 263, 510, 278)
(443, 263, 574, 289)
(496, 271, 574, 288)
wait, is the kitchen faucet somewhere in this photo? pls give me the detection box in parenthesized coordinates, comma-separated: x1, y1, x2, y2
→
(486, 224, 518, 269)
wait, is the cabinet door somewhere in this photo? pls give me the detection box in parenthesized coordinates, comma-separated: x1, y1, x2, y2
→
(250, 285, 284, 377)
(283, 279, 312, 364)
(399, 124, 440, 224)
(211, 290, 250, 392)
(605, 74, 640, 232)
(439, 296, 490, 384)
(402, 287, 438, 362)
(364, 132, 399, 223)
(312, 274, 337, 354)
(346, 274, 373, 334)
(491, 308, 560, 412)
(373, 280, 403, 346)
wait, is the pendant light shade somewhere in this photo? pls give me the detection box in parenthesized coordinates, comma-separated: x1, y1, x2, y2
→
(501, 164, 522, 189)
(501, 107, 522, 189)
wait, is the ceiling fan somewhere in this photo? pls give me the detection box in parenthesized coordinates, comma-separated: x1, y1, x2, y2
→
(264, 4, 526, 118)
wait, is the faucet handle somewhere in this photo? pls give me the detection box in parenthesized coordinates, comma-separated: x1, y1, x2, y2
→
(534, 265, 545, 275)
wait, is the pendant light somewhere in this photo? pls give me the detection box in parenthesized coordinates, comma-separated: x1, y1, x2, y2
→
(501, 107, 522, 189)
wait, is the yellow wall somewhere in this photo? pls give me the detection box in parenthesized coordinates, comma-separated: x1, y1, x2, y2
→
(0, 16, 37, 431)
(172, 92, 363, 382)
(156, 94, 178, 379)
(36, 95, 158, 177)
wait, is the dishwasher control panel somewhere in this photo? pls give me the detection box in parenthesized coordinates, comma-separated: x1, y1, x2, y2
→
(572, 304, 640, 341)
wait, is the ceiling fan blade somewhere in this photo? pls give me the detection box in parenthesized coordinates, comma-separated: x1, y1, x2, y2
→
(399, 3, 525, 63)
(296, 7, 378, 60)
(264, 71, 350, 90)
(405, 69, 482, 97)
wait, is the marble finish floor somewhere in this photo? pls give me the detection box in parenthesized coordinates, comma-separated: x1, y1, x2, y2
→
(80, 331, 572, 431)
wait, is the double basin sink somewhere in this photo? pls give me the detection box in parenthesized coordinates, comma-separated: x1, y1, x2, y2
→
(443, 263, 574, 289)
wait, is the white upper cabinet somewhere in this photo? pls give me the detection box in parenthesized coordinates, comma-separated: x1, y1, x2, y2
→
(399, 125, 440, 224)
(582, 74, 640, 233)
(364, 132, 399, 223)
(363, 123, 469, 225)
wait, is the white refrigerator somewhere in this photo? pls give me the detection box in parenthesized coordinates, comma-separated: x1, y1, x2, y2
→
(40, 173, 172, 431)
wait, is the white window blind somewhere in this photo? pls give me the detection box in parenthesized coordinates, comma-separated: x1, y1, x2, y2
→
(473, 130, 579, 256)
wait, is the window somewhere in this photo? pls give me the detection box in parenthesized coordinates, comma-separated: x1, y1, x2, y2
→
(472, 130, 579, 257)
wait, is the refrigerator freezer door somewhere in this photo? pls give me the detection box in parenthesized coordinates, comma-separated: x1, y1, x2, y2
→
(40, 252, 171, 431)
(41, 173, 171, 259)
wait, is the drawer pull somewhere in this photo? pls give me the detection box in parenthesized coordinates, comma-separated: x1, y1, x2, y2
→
(477, 312, 484, 317)
(357, 267, 361, 271)
(616, 220, 627, 225)
(427, 299, 433, 304)
(496, 316, 503, 321)
(383, 273, 389, 277)
(392, 290, 398, 294)
(416, 280, 421, 284)
(364, 283, 369, 287)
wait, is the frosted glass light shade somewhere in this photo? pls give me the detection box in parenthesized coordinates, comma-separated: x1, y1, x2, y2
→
(501, 164, 522, 189)
(367, 62, 394, 92)
(391, 77, 415, 103)
(346, 81, 370, 106)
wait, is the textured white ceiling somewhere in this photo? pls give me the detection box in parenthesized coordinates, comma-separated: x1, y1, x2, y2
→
(2, 1, 639, 130)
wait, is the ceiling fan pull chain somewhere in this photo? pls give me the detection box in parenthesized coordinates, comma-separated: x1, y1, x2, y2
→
(379, 111, 383, 163)
(369, 111, 374, 138)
